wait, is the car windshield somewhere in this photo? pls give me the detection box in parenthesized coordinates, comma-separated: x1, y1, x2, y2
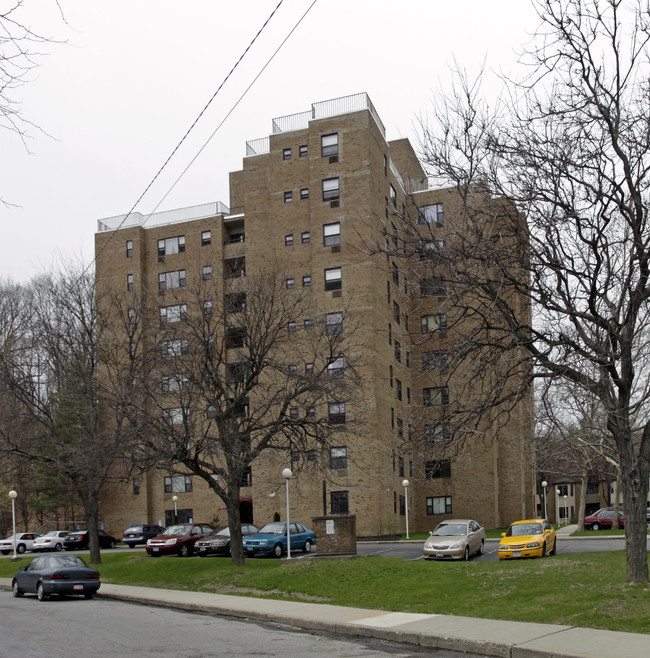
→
(127, 526, 144, 533)
(215, 527, 231, 537)
(507, 523, 543, 536)
(46, 556, 87, 568)
(2, 535, 17, 541)
(433, 523, 467, 536)
(259, 523, 285, 534)
(163, 525, 191, 536)
(39, 532, 57, 538)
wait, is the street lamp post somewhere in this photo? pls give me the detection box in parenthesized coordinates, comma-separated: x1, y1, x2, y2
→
(8, 490, 17, 560)
(563, 495, 568, 525)
(541, 481, 548, 520)
(402, 479, 410, 539)
(282, 468, 293, 559)
(556, 489, 562, 526)
(173, 495, 178, 524)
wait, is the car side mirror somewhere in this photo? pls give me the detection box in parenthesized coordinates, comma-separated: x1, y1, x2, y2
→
(501, 532, 506, 538)
(429, 531, 434, 536)
(19, 566, 27, 571)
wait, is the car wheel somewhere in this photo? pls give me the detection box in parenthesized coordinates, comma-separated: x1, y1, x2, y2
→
(303, 540, 312, 554)
(179, 543, 191, 557)
(55, 543, 63, 552)
(108, 540, 115, 549)
(12, 580, 23, 598)
(477, 540, 484, 556)
(16, 544, 26, 554)
(541, 542, 547, 558)
(273, 543, 283, 558)
(126, 544, 135, 549)
(463, 546, 470, 561)
(592, 522, 601, 531)
(1, 550, 8, 555)
(149, 552, 160, 557)
(84, 593, 94, 600)
(37, 582, 49, 601)
(550, 539, 556, 555)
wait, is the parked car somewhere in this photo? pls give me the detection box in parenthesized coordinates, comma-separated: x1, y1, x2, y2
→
(12, 554, 100, 601)
(0, 533, 41, 555)
(423, 519, 486, 560)
(63, 530, 117, 551)
(242, 522, 315, 557)
(122, 524, 165, 548)
(196, 524, 259, 556)
(584, 507, 624, 530)
(145, 523, 215, 557)
(32, 531, 70, 552)
(498, 519, 556, 560)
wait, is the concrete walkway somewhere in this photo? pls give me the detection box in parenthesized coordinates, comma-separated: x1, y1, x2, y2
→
(1, 576, 647, 657)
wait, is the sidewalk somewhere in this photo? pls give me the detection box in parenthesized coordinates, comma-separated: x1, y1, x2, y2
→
(1, 577, 647, 657)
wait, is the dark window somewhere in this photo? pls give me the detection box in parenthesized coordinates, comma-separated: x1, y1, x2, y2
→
(158, 236, 185, 257)
(284, 191, 293, 203)
(202, 265, 212, 280)
(420, 277, 446, 297)
(329, 446, 347, 469)
(226, 327, 247, 349)
(164, 475, 192, 493)
(426, 496, 452, 515)
(240, 466, 252, 487)
(300, 188, 309, 200)
(289, 407, 298, 419)
(326, 312, 343, 335)
(396, 417, 403, 438)
(328, 401, 346, 424)
(302, 275, 312, 287)
(323, 222, 341, 246)
(327, 356, 344, 379)
(396, 378, 402, 401)
(225, 292, 246, 313)
(331, 491, 349, 514)
(305, 363, 314, 374)
(201, 230, 211, 246)
(421, 314, 447, 334)
(321, 133, 338, 157)
(288, 364, 297, 375)
(127, 274, 134, 291)
(286, 278, 295, 289)
(422, 351, 449, 370)
(393, 301, 400, 324)
(426, 460, 452, 479)
(394, 340, 401, 363)
(304, 319, 313, 331)
(160, 339, 189, 358)
(418, 203, 444, 225)
(133, 478, 140, 495)
(398, 456, 404, 477)
(299, 144, 308, 157)
(158, 270, 186, 290)
(424, 424, 450, 445)
(283, 148, 292, 160)
(285, 234, 294, 247)
(423, 386, 449, 406)
(325, 267, 342, 291)
(389, 184, 397, 207)
(288, 321, 296, 333)
(126, 240, 133, 258)
(165, 509, 192, 525)
(301, 231, 310, 243)
(322, 178, 340, 202)
(391, 223, 398, 249)
(225, 257, 246, 278)
(392, 262, 399, 285)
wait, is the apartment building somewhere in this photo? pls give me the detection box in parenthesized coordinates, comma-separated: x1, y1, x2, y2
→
(96, 93, 535, 537)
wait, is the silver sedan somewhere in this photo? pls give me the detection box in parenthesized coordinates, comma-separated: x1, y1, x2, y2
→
(423, 519, 485, 560)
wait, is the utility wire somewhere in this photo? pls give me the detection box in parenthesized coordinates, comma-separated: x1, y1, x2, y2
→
(88, 0, 295, 275)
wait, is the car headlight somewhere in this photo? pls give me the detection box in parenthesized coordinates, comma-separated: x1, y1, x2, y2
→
(498, 544, 507, 550)
(526, 541, 541, 548)
(449, 542, 463, 549)
(165, 538, 177, 545)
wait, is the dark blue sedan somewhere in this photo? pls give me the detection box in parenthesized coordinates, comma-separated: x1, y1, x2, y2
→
(242, 522, 315, 557)
(12, 554, 101, 601)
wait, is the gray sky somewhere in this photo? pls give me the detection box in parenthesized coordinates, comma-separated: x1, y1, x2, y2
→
(1, 0, 538, 281)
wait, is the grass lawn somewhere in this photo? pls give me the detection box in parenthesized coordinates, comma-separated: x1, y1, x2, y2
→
(2, 549, 648, 634)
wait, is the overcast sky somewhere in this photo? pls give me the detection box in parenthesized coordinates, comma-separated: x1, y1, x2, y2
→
(1, 0, 539, 281)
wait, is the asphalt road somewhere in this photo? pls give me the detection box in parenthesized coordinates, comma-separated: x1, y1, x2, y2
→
(0, 593, 482, 657)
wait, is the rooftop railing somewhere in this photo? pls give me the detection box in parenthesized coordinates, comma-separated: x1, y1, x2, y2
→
(97, 201, 230, 232)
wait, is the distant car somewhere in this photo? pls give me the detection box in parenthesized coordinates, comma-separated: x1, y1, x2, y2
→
(32, 531, 70, 552)
(584, 507, 624, 530)
(122, 524, 165, 548)
(0, 533, 41, 555)
(12, 554, 100, 601)
(423, 519, 486, 561)
(196, 524, 259, 557)
(498, 519, 556, 560)
(63, 530, 117, 551)
(242, 522, 315, 557)
(146, 523, 215, 557)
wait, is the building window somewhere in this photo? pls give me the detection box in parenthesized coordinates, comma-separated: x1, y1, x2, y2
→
(422, 351, 449, 370)
(202, 265, 213, 281)
(300, 188, 309, 200)
(162, 374, 188, 392)
(390, 365, 393, 387)
(158, 236, 185, 256)
(299, 144, 308, 157)
(322, 178, 340, 202)
(127, 307, 135, 324)
(396, 378, 402, 401)
(326, 312, 343, 335)
(158, 270, 186, 291)
(160, 339, 189, 358)
(283, 148, 292, 161)
(127, 274, 134, 291)
(284, 191, 293, 203)
(421, 313, 447, 334)
(329, 446, 347, 469)
(225, 292, 246, 313)
(203, 300, 213, 316)
(324, 267, 342, 291)
(398, 456, 404, 477)
(159, 303, 187, 324)
(418, 203, 444, 224)
(327, 356, 344, 379)
(228, 231, 245, 243)
(288, 320, 297, 333)
(286, 277, 295, 289)
(420, 277, 446, 297)
(285, 234, 294, 247)
(164, 475, 192, 493)
(225, 327, 247, 349)
(163, 407, 188, 426)
(331, 491, 349, 514)
(126, 240, 133, 258)
(321, 133, 338, 157)
(423, 386, 449, 406)
(393, 301, 400, 325)
(392, 262, 399, 286)
(391, 223, 398, 249)
(304, 318, 313, 331)
(289, 407, 299, 419)
(396, 417, 403, 439)
(323, 222, 341, 246)
(328, 401, 346, 424)
(132, 477, 140, 495)
(394, 340, 401, 363)
(301, 231, 310, 243)
(225, 257, 246, 278)
(424, 424, 450, 445)
(420, 239, 445, 260)
(305, 362, 314, 374)
(426, 460, 452, 479)
(201, 230, 211, 246)
(302, 275, 311, 287)
(388, 323, 392, 345)
(389, 184, 397, 207)
(288, 364, 297, 375)
(426, 496, 452, 515)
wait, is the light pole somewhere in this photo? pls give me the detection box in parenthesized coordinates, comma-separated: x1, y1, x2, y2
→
(556, 489, 561, 526)
(282, 468, 293, 559)
(563, 495, 568, 525)
(172, 495, 178, 524)
(402, 479, 410, 539)
(541, 481, 548, 520)
(8, 490, 17, 560)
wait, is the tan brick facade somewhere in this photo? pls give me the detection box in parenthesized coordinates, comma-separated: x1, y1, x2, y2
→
(96, 94, 535, 539)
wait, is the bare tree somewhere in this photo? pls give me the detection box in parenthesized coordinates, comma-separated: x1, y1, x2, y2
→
(127, 265, 363, 565)
(415, 0, 650, 582)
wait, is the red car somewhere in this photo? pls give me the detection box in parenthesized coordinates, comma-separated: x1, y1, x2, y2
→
(584, 508, 624, 530)
(145, 523, 214, 557)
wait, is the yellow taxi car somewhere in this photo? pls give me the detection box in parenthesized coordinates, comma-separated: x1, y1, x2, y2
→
(498, 519, 556, 560)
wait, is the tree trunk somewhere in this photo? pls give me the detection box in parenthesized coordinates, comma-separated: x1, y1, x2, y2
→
(225, 481, 244, 566)
(83, 491, 102, 565)
(577, 470, 587, 532)
(612, 474, 621, 530)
